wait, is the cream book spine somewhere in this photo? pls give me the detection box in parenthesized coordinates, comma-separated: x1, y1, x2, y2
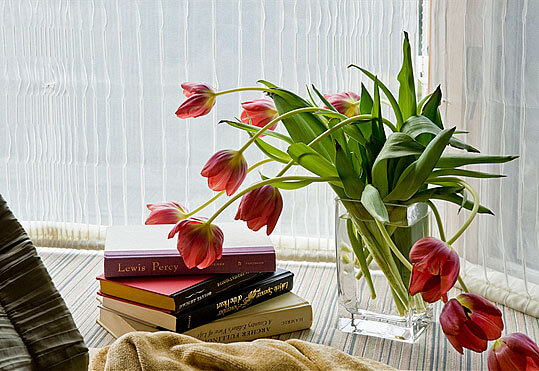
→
(98, 292, 312, 343)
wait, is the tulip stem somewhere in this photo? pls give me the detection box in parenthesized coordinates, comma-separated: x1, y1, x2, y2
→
(374, 219, 413, 271)
(185, 158, 273, 217)
(215, 87, 274, 96)
(237, 107, 340, 154)
(457, 276, 470, 293)
(427, 201, 446, 242)
(205, 176, 340, 224)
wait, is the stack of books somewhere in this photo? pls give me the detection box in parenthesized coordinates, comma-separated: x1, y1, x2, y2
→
(96, 223, 312, 342)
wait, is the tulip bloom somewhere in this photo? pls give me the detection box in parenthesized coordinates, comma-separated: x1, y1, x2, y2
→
(240, 98, 279, 132)
(235, 185, 283, 235)
(408, 237, 460, 303)
(201, 150, 248, 196)
(440, 293, 504, 353)
(324, 92, 361, 117)
(488, 333, 539, 371)
(168, 218, 224, 269)
(175, 82, 216, 118)
(145, 202, 188, 225)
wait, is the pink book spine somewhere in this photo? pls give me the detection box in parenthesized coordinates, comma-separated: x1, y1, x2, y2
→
(104, 252, 276, 278)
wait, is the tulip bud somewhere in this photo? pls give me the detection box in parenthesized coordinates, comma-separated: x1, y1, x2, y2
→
(488, 333, 539, 371)
(240, 98, 279, 132)
(145, 202, 189, 225)
(201, 150, 248, 196)
(324, 92, 361, 117)
(440, 293, 504, 353)
(175, 82, 216, 118)
(408, 237, 460, 303)
(168, 218, 224, 269)
(235, 185, 283, 235)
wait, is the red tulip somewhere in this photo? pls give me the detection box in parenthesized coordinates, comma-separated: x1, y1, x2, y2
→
(201, 150, 248, 196)
(488, 333, 539, 371)
(235, 185, 283, 235)
(408, 237, 460, 303)
(145, 202, 188, 225)
(324, 92, 361, 117)
(168, 218, 224, 269)
(175, 82, 216, 118)
(240, 98, 279, 132)
(440, 293, 504, 353)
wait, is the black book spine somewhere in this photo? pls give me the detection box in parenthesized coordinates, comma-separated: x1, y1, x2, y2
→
(172, 272, 266, 313)
(174, 271, 294, 332)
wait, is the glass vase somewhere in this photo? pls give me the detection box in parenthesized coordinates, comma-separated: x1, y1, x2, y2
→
(335, 198, 432, 343)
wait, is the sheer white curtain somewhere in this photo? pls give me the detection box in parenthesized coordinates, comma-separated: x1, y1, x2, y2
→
(430, 0, 539, 316)
(0, 0, 427, 259)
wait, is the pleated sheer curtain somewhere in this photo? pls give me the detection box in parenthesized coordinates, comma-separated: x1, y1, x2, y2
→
(0, 0, 427, 259)
(430, 0, 539, 316)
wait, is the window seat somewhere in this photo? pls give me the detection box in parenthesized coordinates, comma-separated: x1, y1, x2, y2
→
(38, 247, 539, 371)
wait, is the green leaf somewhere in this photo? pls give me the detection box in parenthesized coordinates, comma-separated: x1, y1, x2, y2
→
(430, 169, 505, 179)
(417, 92, 432, 113)
(397, 31, 416, 122)
(220, 120, 293, 144)
(258, 173, 324, 190)
(385, 127, 455, 201)
(311, 85, 339, 115)
(360, 83, 373, 114)
(346, 219, 376, 299)
(371, 133, 424, 197)
(268, 88, 335, 161)
(348, 64, 404, 129)
(328, 118, 348, 152)
(257, 79, 278, 88)
(371, 78, 386, 145)
(401, 115, 479, 153)
(360, 184, 389, 223)
(436, 154, 518, 168)
(434, 193, 494, 215)
(287, 143, 338, 178)
(421, 85, 443, 129)
(335, 141, 364, 199)
(250, 136, 292, 164)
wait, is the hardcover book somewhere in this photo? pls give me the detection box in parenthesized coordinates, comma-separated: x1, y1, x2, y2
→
(97, 271, 267, 312)
(98, 268, 293, 332)
(104, 223, 276, 278)
(97, 292, 313, 343)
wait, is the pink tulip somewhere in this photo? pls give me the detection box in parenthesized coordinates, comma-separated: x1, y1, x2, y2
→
(168, 218, 224, 269)
(240, 98, 279, 132)
(408, 237, 460, 303)
(175, 82, 216, 118)
(235, 185, 283, 235)
(201, 150, 248, 196)
(440, 293, 504, 354)
(145, 202, 188, 225)
(488, 333, 539, 371)
(324, 91, 361, 117)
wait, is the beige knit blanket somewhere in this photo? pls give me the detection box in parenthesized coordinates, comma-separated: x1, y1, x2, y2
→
(89, 332, 395, 371)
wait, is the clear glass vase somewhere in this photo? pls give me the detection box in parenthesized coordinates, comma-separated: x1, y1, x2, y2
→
(335, 198, 432, 343)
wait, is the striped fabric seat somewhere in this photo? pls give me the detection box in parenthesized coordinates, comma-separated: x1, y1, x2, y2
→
(39, 247, 539, 371)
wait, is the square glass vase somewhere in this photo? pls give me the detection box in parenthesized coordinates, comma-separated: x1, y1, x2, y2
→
(335, 198, 432, 343)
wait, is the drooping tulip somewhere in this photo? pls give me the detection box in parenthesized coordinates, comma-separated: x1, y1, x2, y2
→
(488, 333, 539, 371)
(408, 237, 460, 303)
(175, 82, 216, 118)
(240, 98, 279, 132)
(168, 218, 224, 269)
(145, 202, 188, 225)
(324, 91, 361, 117)
(201, 150, 248, 196)
(235, 185, 283, 235)
(440, 293, 504, 354)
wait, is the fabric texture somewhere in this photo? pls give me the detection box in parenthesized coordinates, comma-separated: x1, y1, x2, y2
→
(0, 194, 89, 370)
(88, 332, 395, 371)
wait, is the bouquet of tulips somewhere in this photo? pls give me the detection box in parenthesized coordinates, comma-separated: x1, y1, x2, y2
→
(145, 32, 539, 367)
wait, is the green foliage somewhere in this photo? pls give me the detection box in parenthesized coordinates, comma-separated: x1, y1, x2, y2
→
(397, 32, 417, 122)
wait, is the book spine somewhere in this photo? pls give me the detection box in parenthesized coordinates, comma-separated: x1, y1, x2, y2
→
(175, 273, 294, 332)
(104, 252, 276, 278)
(173, 272, 264, 314)
(183, 304, 313, 343)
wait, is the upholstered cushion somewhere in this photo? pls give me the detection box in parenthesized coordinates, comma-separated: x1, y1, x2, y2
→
(0, 194, 88, 370)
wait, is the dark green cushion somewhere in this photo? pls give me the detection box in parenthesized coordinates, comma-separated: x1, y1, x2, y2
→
(0, 195, 88, 370)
